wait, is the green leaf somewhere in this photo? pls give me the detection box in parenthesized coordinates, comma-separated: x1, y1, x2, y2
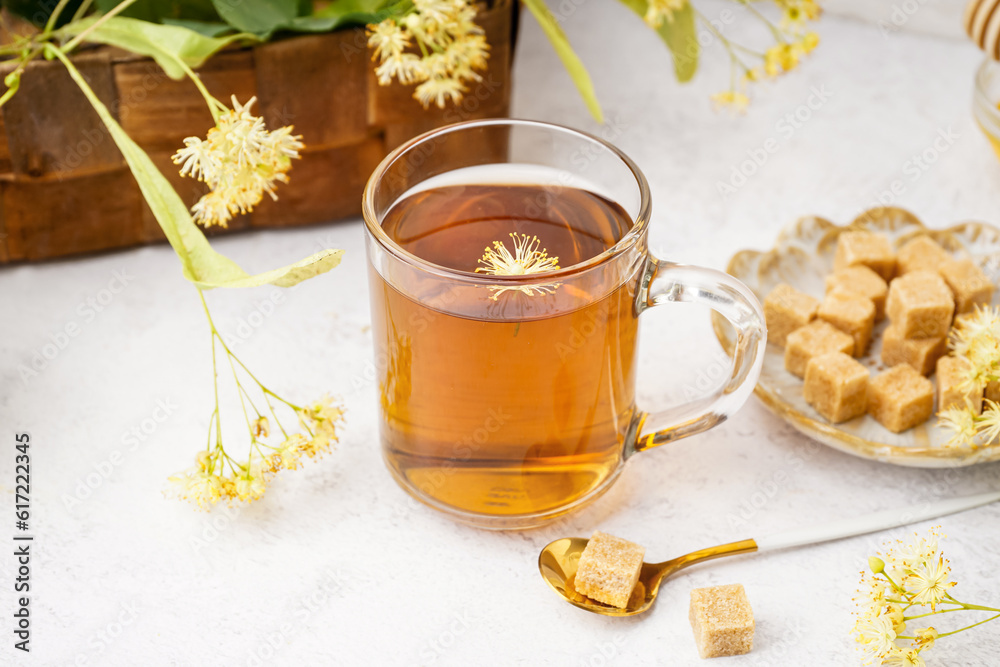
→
(618, 0, 698, 82)
(94, 0, 222, 24)
(60, 16, 250, 79)
(520, 0, 603, 124)
(209, 0, 297, 36)
(46, 44, 344, 290)
(656, 3, 698, 82)
(313, 0, 389, 18)
(161, 18, 233, 37)
(282, 0, 392, 33)
(212, 250, 345, 289)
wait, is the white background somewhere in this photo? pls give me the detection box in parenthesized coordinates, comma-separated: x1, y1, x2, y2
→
(2, 0, 1000, 665)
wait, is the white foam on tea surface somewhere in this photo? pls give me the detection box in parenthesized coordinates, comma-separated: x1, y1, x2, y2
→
(397, 163, 617, 203)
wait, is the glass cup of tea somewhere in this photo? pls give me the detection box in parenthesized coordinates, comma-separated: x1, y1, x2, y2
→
(362, 119, 766, 529)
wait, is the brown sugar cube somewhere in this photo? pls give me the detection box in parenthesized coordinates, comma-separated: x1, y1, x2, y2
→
(834, 231, 896, 281)
(937, 356, 983, 416)
(939, 259, 995, 314)
(988, 380, 1000, 407)
(817, 290, 876, 357)
(803, 352, 869, 423)
(897, 236, 952, 275)
(574, 531, 645, 609)
(763, 283, 819, 347)
(885, 271, 955, 339)
(784, 320, 854, 378)
(825, 266, 889, 321)
(867, 365, 934, 433)
(689, 584, 755, 659)
(881, 324, 947, 376)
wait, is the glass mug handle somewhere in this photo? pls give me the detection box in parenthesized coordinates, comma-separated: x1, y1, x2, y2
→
(630, 256, 767, 454)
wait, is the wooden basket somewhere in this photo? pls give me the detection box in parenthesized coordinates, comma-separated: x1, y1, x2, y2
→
(0, 0, 515, 263)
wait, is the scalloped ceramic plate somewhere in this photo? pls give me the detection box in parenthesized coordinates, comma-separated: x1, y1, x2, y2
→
(712, 207, 1000, 467)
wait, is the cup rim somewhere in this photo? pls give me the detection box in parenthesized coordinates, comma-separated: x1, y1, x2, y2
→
(361, 118, 652, 284)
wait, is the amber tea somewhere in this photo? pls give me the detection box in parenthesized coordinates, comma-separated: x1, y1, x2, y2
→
(365, 120, 766, 529)
(370, 173, 640, 521)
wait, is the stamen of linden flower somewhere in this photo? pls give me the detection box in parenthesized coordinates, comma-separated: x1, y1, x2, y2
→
(477, 232, 560, 276)
(474, 233, 562, 301)
(171, 95, 304, 229)
(366, 0, 489, 109)
(935, 404, 980, 448)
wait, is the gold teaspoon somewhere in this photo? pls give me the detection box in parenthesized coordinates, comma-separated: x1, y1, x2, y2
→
(539, 490, 1000, 617)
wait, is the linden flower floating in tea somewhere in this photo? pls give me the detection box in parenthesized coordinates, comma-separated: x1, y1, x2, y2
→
(476, 232, 561, 300)
(367, 0, 489, 109)
(936, 306, 1000, 447)
(852, 528, 1000, 666)
(173, 95, 304, 228)
(167, 294, 344, 509)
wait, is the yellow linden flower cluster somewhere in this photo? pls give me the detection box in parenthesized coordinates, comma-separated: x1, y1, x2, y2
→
(367, 0, 489, 109)
(172, 96, 304, 228)
(711, 0, 822, 112)
(937, 306, 1000, 447)
(853, 529, 999, 667)
(168, 396, 343, 509)
(775, 0, 821, 30)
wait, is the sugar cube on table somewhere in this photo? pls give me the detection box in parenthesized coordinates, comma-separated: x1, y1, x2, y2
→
(988, 380, 1000, 407)
(689, 584, 755, 659)
(896, 235, 952, 276)
(803, 352, 869, 423)
(763, 283, 819, 347)
(886, 270, 955, 339)
(867, 365, 934, 433)
(825, 265, 889, 321)
(937, 355, 983, 416)
(834, 231, 896, 281)
(939, 259, 995, 314)
(817, 290, 876, 357)
(784, 320, 854, 378)
(574, 531, 645, 609)
(881, 324, 947, 376)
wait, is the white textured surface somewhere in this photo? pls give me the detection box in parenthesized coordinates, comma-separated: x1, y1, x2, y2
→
(2, 3, 1000, 665)
(825, 0, 968, 39)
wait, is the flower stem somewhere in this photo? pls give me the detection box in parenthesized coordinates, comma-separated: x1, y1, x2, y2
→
(735, 0, 784, 41)
(173, 58, 226, 123)
(696, 9, 751, 76)
(198, 289, 224, 449)
(61, 0, 142, 53)
(935, 611, 1000, 638)
(904, 606, 978, 621)
(71, 0, 95, 23)
(43, 0, 75, 35)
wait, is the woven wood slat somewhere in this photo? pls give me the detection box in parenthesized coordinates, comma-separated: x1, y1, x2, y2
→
(0, 0, 513, 263)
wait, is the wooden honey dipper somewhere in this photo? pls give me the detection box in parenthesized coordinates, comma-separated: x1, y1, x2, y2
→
(966, 0, 1000, 59)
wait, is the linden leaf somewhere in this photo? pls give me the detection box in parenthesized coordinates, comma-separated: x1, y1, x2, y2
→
(160, 19, 234, 37)
(197, 249, 345, 289)
(48, 45, 343, 290)
(288, 0, 393, 32)
(93, 0, 223, 24)
(59, 16, 251, 80)
(209, 0, 298, 36)
(520, 0, 603, 124)
(618, 0, 699, 82)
